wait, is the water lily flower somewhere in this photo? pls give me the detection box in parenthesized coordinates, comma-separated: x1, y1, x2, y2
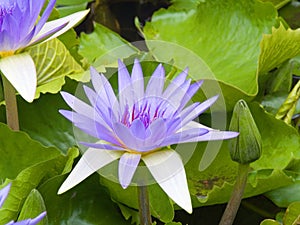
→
(0, 0, 89, 102)
(0, 183, 46, 225)
(58, 59, 238, 213)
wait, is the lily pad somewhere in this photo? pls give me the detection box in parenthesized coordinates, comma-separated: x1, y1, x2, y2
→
(261, 202, 300, 225)
(18, 189, 47, 224)
(0, 122, 78, 224)
(78, 22, 139, 70)
(56, 0, 93, 17)
(259, 23, 300, 75)
(39, 174, 131, 225)
(143, 0, 277, 100)
(27, 38, 86, 99)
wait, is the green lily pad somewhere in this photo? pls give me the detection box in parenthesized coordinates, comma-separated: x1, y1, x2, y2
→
(27, 38, 86, 100)
(283, 202, 300, 225)
(261, 202, 300, 225)
(38, 174, 131, 225)
(259, 0, 290, 9)
(259, 23, 300, 75)
(266, 182, 300, 207)
(142, 0, 300, 110)
(0, 122, 78, 223)
(143, 0, 277, 100)
(18, 189, 47, 224)
(265, 157, 300, 207)
(78, 22, 139, 70)
(56, 0, 93, 17)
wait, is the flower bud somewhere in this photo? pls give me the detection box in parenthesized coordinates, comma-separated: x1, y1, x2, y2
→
(229, 100, 262, 164)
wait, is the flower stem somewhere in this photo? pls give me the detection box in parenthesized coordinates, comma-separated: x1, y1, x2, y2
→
(219, 163, 250, 225)
(2, 75, 19, 130)
(138, 185, 152, 225)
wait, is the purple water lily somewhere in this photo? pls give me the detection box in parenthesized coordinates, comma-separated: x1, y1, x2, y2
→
(58, 59, 238, 213)
(0, 0, 89, 102)
(0, 183, 46, 225)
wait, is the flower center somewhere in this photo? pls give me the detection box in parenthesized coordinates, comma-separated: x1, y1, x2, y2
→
(121, 101, 166, 128)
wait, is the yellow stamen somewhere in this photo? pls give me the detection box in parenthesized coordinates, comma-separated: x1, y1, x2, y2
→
(0, 51, 14, 58)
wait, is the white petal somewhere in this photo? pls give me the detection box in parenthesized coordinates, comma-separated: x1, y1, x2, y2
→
(180, 121, 239, 141)
(30, 10, 90, 45)
(0, 53, 36, 102)
(119, 153, 141, 188)
(180, 121, 212, 131)
(58, 148, 122, 194)
(142, 150, 192, 213)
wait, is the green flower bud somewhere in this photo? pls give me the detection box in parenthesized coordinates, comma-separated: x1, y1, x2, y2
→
(229, 100, 262, 164)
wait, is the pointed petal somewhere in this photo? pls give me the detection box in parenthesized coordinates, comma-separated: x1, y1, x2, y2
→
(118, 59, 131, 89)
(0, 183, 11, 208)
(161, 128, 209, 146)
(60, 91, 95, 119)
(83, 85, 97, 106)
(179, 121, 212, 131)
(131, 58, 144, 101)
(60, 90, 113, 131)
(89, 67, 120, 117)
(30, 10, 90, 45)
(180, 95, 219, 128)
(142, 150, 192, 213)
(163, 68, 188, 99)
(180, 121, 239, 141)
(119, 153, 141, 188)
(90, 67, 117, 107)
(178, 80, 203, 111)
(166, 79, 191, 112)
(185, 130, 239, 142)
(58, 148, 121, 194)
(0, 53, 36, 102)
(28, 22, 67, 47)
(118, 59, 134, 110)
(59, 110, 119, 145)
(34, 0, 56, 34)
(28, 211, 47, 225)
(146, 64, 165, 97)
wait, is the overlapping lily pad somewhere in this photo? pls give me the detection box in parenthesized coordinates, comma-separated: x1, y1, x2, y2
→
(142, 0, 300, 109)
(39, 174, 131, 225)
(0, 123, 78, 224)
(27, 38, 86, 99)
(79, 23, 139, 70)
(143, 0, 276, 98)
